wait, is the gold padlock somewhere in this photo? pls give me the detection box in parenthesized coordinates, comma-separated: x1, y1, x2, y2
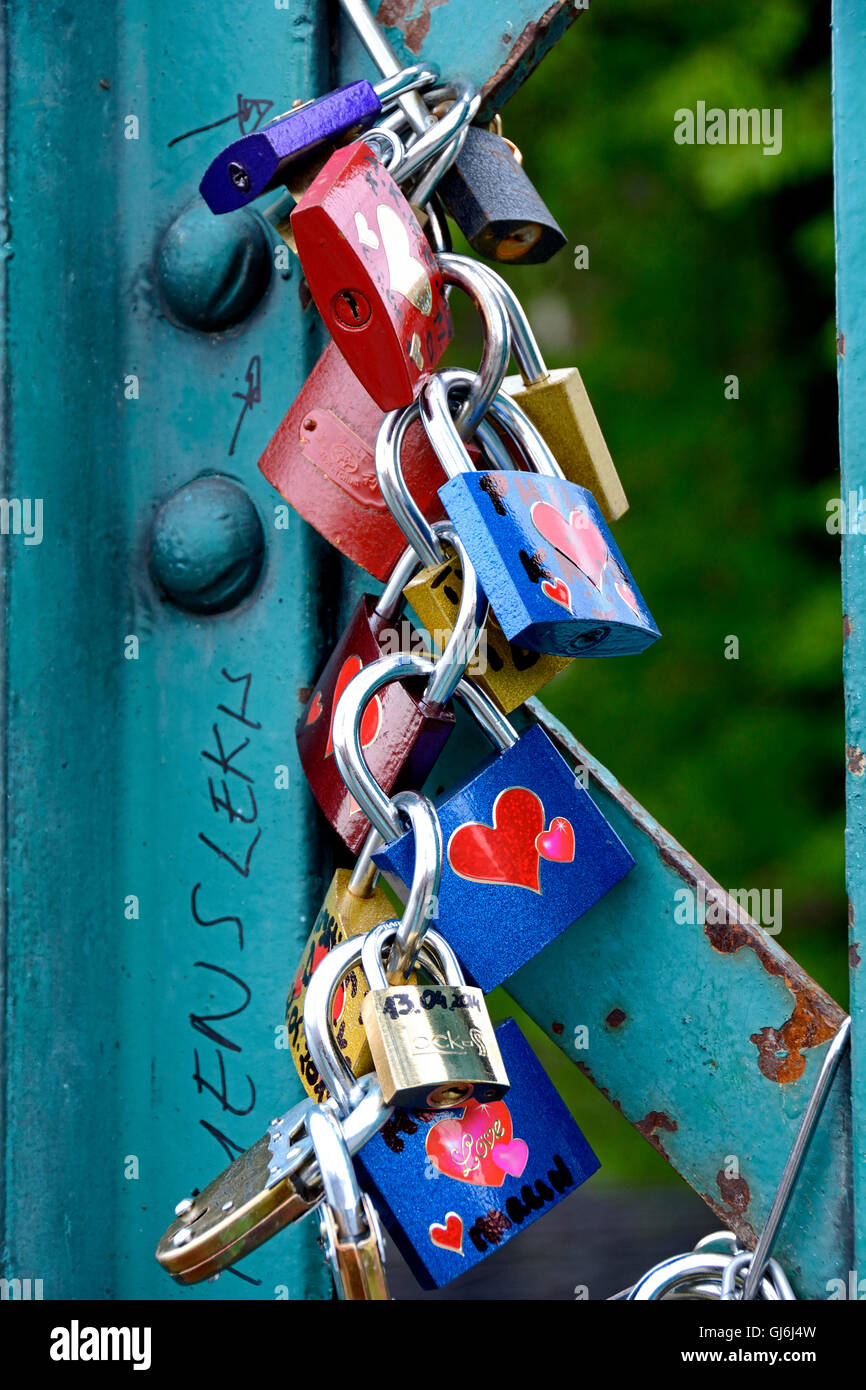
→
(403, 541, 569, 714)
(287, 865, 400, 1102)
(360, 921, 510, 1111)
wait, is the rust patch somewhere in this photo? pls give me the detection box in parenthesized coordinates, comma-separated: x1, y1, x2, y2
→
(551, 1020, 564, 1035)
(849, 900, 855, 927)
(606, 1007, 627, 1029)
(850, 942, 861, 969)
(635, 1110, 678, 1161)
(847, 745, 865, 775)
(704, 909, 840, 1083)
(838, 333, 846, 356)
(716, 1170, 750, 1213)
(376, 0, 448, 54)
(700, 1193, 757, 1251)
(478, 1, 584, 119)
(844, 614, 852, 641)
(297, 686, 312, 705)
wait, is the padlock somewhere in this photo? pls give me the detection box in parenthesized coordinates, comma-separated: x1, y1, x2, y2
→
(308, 1104, 390, 1300)
(360, 920, 510, 1110)
(199, 64, 438, 213)
(422, 371, 661, 657)
(291, 141, 451, 410)
(438, 124, 567, 264)
(288, 786, 443, 1100)
(295, 522, 485, 850)
(331, 650, 635, 993)
(625, 1250, 793, 1302)
(256, 252, 506, 582)
(355, 1017, 600, 1290)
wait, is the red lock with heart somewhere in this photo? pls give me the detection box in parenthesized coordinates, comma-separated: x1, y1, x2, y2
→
(291, 140, 452, 410)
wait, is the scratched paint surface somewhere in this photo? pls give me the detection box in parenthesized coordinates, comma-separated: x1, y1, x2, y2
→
(833, 0, 866, 1281)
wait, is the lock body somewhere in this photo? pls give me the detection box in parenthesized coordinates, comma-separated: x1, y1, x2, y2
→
(361, 982, 509, 1110)
(439, 469, 660, 656)
(320, 1195, 390, 1300)
(296, 594, 455, 852)
(504, 367, 628, 524)
(292, 141, 452, 409)
(403, 543, 570, 713)
(258, 341, 449, 582)
(200, 82, 383, 213)
(287, 869, 401, 1101)
(354, 1019, 600, 1289)
(438, 127, 567, 265)
(373, 723, 635, 992)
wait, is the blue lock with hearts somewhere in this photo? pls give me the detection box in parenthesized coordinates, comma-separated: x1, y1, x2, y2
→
(354, 1017, 601, 1290)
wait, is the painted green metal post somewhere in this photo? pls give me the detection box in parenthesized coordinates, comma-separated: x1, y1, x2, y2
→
(833, 0, 866, 1286)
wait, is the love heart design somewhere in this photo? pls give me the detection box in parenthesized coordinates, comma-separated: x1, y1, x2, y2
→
(491, 1138, 529, 1179)
(305, 690, 323, 725)
(531, 501, 609, 592)
(354, 210, 380, 250)
(426, 1099, 515, 1187)
(615, 578, 642, 618)
(429, 1212, 464, 1256)
(541, 576, 572, 611)
(536, 816, 575, 864)
(325, 655, 382, 758)
(377, 203, 433, 315)
(447, 786, 546, 893)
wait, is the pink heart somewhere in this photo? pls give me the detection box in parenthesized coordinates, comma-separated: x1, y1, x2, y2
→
(535, 816, 575, 864)
(615, 579, 641, 617)
(541, 576, 572, 611)
(531, 501, 609, 591)
(491, 1139, 529, 1179)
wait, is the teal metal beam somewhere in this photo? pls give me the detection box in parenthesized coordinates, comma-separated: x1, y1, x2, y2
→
(833, 0, 866, 1287)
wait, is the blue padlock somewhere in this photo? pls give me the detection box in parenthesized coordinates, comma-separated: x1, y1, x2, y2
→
(200, 65, 437, 213)
(420, 373, 661, 657)
(331, 651, 635, 993)
(355, 1017, 600, 1290)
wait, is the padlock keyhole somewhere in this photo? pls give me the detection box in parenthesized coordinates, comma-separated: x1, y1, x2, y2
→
(331, 288, 372, 329)
(426, 1082, 473, 1109)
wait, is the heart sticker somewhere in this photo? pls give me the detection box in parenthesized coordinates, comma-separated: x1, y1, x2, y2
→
(536, 816, 575, 864)
(426, 1100, 515, 1187)
(325, 656, 382, 758)
(429, 1212, 464, 1255)
(615, 578, 642, 618)
(531, 502, 609, 592)
(491, 1138, 529, 1179)
(305, 690, 323, 725)
(541, 576, 572, 611)
(354, 211, 380, 250)
(377, 203, 433, 315)
(447, 786, 546, 893)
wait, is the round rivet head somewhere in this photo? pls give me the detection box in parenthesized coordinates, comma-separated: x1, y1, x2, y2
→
(149, 475, 266, 615)
(174, 1197, 194, 1218)
(157, 199, 272, 332)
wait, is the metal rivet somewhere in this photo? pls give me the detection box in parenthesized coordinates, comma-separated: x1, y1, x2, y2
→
(174, 1197, 194, 1218)
(156, 198, 272, 332)
(172, 1228, 192, 1246)
(149, 475, 266, 615)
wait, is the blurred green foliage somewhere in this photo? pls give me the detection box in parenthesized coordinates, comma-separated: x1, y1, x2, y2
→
(444, 0, 842, 1180)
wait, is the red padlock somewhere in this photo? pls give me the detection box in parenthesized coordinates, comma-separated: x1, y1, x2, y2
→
(291, 140, 452, 410)
(296, 526, 482, 853)
(258, 341, 448, 582)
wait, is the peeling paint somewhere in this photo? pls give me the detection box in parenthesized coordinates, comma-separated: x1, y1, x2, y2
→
(838, 332, 846, 356)
(700, 1192, 757, 1251)
(605, 1007, 627, 1028)
(847, 744, 865, 775)
(844, 613, 852, 641)
(635, 1110, 678, 1161)
(851, 942, 861, 969)
(551, 1020, 564, 1035)
(717, 1169, 751, 1213)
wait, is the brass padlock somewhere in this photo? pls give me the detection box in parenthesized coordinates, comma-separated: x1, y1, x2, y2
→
(360, 920, 510, 1111)
(403, 540, 569, 714)
(308, 1105, 390, 1301)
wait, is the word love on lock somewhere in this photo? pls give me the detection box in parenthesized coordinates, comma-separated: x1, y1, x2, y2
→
(291, 140, 451, 410)
(199, 65, 438, 214)
(332, 652, 635, 993)
(296, 523, 482, 851)
(287, 789, 441, 1101)
(422, 374, 660, 658)
(360, 920, 510, 1111)
(302, 928, 600, 1291)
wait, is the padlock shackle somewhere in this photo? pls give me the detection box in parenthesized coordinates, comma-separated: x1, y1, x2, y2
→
(394, 82, 480, 189)
(307, 1106, 365, 1241)
(421, 370, 564, 483)
(626, 1250, 787, 1302)
(471, 262, 549, 386)
(385, 790, 442, 978)
(363, 919, 466, 994)
(332, 651, 518, 843)
(373, 63, 440, 109)
(437, 254, 511, 439)
(374, 519, 460, 620)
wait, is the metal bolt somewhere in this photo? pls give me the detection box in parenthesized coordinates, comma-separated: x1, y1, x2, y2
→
(174, 1197, 194, 1218)
(149, 475, 266, 615)
(156, 198, 272, 332)
(172, 1228, 192, 1247)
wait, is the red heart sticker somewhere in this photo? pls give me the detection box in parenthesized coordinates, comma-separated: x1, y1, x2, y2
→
(531, 501, 609, 591)
(535, 815, 575, 864)
(429, 1212, 464, 1255)
(541, 576, 572, 611)
(447, 786, 545, 893)
(325, 655, 382, 757)
(426, 1099, 515, 1187)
